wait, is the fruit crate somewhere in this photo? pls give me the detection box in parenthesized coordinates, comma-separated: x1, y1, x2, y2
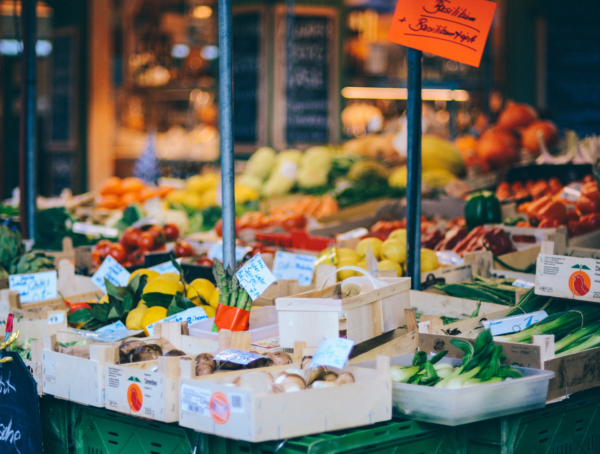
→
(40, 395, 72, 454)
(464, 387, 600, 454)
(199, 418, 467, 454)
(72, 403, 197, 454)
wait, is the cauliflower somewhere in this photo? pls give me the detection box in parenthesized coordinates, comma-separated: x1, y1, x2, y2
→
(301, 146, 333, 172)
(297, 167, 329, 189)
(236, 174, 263, 192)
(262, 175, 295, 198)
(245, 147, 277, 180)
(277, 149, 302, 165)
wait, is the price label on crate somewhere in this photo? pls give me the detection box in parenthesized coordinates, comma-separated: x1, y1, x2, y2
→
(148, 258, 182, 275)
(213, 349, 266, 366)
(47, 312, 65, 326)
(91, 255, 131, 293)
(236, 253, 277, 301)
(272, 251, 316, 286)
(9, 270, 58, 304)
(309, 338, 355, 370)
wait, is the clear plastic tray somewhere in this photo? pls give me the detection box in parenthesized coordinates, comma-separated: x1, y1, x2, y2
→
(355, 355, 555, 426)
(188, 306, 279, 343)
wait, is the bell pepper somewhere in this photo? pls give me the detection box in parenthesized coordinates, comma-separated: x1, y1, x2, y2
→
(453, 226, 487, 257)
(482, 228, 513, 256)
(421, 229, 444, 249)
(434, 227, 468, 251)
(464, 191, 502, 231)
(537, 200, 567, 224)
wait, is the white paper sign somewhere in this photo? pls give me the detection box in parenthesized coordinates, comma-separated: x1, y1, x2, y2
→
(149, 258, 182, 275)
(309, 338, 355, 370)
(483, 311, 547, 336)
(91, 255, 131, 293)
(9, 270, 58, 303)
(512, 279, 535, 289)
(48, 312, 65, 325)
(272, 252, 316, 286)
(145, 306, 208, 337)
(235, 253, 277, 301)
(72, 222, 119, 238)
(208, 242, 252, 263)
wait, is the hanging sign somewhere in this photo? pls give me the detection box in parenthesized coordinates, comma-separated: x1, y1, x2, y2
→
(236, 254, 277, 301)
(387, 0, 497, 67)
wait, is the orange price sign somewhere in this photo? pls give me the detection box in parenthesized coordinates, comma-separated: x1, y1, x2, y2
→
(388, 0, 497, 67)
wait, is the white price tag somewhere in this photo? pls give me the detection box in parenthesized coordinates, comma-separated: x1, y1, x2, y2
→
(72, 321, 143, 342)
(272, 252, 316, 286)
(48, 312, 65, 326)
(146, 306, 208, 337)
(9, 270, 58, 304)
(91, 255, 131, 293)
(482, 311, 547, 336)
(235, 253, 277, 301)
(207, 243, 252, 263)
(336, 228, 369, 241)
(72, 223, 119, 238)
(309, 338, 354, 370)
(181, 385, 210, 416)
(213, 349, 266, 366)
(148, 258, 182, 275)
(512, 279, 535, 289)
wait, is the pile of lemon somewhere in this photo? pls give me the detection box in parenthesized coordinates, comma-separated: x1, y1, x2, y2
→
(335, 229, 439, 280)
(101, 269, 220, 335)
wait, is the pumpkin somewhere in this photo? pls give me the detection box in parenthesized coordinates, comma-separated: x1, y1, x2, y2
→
(496, 101, 537, 131)
(521, 120, 559, 154)
(477, 129, 519, 169)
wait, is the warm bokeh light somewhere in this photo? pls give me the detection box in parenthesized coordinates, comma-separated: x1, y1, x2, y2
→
(192, 5, 212, 19)
(341, 87, 470, 101)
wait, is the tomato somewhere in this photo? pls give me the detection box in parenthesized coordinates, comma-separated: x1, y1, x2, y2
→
(127, 249, 146, 265)
(576, 195, 600, 216)
(215, 219, 223, 237)
(566, 210, 580, 222)
(148, 226, 166, 248)
(164, 223, 180, 241)
(108, 243, 126, 263)
(584, 175, 595, 183)
(515, 221, 532, 227)
(69, 302, 91, 312)
(174, 240, 194, 258)
(530, 181, 549, 200)
(526, 195, 553, 219)
(120, 227, 141, 250)
(446, 217, 466, 229)
(579, 213, 600, 233)
(538, 218, 561, 228)
(95, 239, 112, 255)
(370, 221, 392, 235)
(548, 178, 563, 195)
(281, 214, 307, 232)
(138, 232, 155, 251)
(195, 256, 214, 266)
(538, 200, 567, 224)
(567, 220, 584, 238)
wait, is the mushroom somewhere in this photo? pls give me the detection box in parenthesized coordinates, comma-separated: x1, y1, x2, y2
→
(163, 349, 186, 357)
(309, 381, 338, 389)
(306, 366, 327, 386)
(323, 371, 339, 382)
(118, 340, 146, 364)
(301, 356, 312, 369)
(262, 351, 292, 366)
(336, 372, 355, 385)
(274, 373, 306, 393)
(196, 362, 215, 376)
(194, 353, 215, 369)
(131, 344, 163, 363)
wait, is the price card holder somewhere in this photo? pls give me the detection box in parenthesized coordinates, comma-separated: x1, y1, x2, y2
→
(0, 352, 44, 454)
(91, 255, 131, 293)
(236, 254, 277, 301)
(272, 252, 316, 286)
(309, 338, 354, 370)
(9, 271, 58, 304)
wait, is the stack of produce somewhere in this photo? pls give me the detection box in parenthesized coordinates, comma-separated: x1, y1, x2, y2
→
(433, 275, 521, 306)
(68, 261, 219, 333)
(210, 259, 253, 332)
(10, 251, 55, 274)
(214, 211, 307, 237)
(98, 177, 174, 210)
(269, 195, 339, 220)
(0, 225, 24, 275)
(390, 329, 524, 388)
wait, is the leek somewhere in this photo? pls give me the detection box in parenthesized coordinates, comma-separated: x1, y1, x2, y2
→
(556, 326, 600, 357)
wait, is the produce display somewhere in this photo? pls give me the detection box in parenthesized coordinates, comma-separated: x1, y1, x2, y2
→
(98, 176, 174, 209)
(433, 276, 520, 306)
(390, 329, 524, 387)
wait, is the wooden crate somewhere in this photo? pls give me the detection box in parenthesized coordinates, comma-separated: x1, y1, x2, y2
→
(276, 277, 411, 348)
(104, 323, 276, 423)
(178, 356, 392, 442)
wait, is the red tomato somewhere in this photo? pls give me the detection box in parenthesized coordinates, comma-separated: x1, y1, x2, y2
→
(108, 243, 126, 263)
(69, 302, 91, 312)
(120, 227, 141, 250)
(148, 226, 166, 248)
(583, 175, 596, 183)
(538, 201, 567, 224)
(127, 249, 146, 265)
(95, 239, 112, 256)
(174, 240, 194, 258)
(566, 210, 580, 222)
(138, 232, 155, 250)
(538, 218, 561, 228)
(579, 213, 600, 233)
(281, 214, 307, 231)
(567, 220, 584, 238)
(195, 257, 214, 266)
(164, 223, 180, 241)
(576, 196, 600, 216)
(215, 219, 223, 237)
(370, 221, 392, 235)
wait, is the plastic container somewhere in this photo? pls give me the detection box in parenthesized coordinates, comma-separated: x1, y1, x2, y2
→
(355, 355, 555, 426)
(188, 305, 279, 343)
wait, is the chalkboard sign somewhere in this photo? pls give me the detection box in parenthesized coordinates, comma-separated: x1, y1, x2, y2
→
(545, 0, 600, 136)
(0, 352, 44, 454)
(51, 154, 73, 195)
(273, 6, 340, 148)
(232, 8, 268, 153)
(47, 28, 79, 151)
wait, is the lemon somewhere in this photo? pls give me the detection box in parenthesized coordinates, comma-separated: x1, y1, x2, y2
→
(129, 269, 160, 283)
(336, 247, 360, 262)
(421, 248, 439, 273)
(142, 306, 168, 336)
(186, 279, 216, 306)
(142, 277, 184, 296)
(99, 294, 109, 304)
(389, 229, 407, 242)
(209, 289, 219, 308)
(126, 306, 148, 330)
(381, 239, 407, 264)
(202, 188, 217, 207)
(356, 238, 383, 260)
(201, 304, 216, 318)
(181, 192, 204, 209)
(357, 261, 368, 271)
(378, 260, 402, 276)
(160, 272, 182, 282)
(166, 189, 187, 205)
(186, 175, 207, 193)
(337, 257, 358, 281)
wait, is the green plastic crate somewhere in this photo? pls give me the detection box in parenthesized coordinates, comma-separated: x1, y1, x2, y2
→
(465, 387, 600, 454)
(198, 418, 467, 454)
(40, 396, 71, 454)
(72, 405, 198, 454)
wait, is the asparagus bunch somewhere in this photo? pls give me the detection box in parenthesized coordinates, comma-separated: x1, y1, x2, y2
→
(212, 259, 252, 332)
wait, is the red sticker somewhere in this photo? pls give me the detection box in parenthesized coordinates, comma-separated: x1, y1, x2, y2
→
(209, 392, 230, 424)
(127, 384, 143, 412)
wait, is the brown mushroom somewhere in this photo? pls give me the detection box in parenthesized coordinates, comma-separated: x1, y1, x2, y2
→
(323, 372, 339, 382)
(131, 344, 163, 363)
(119, 340, 146, 364)
(163, 349, 186, 357)
(336, 372, 355, 385)
(196, 362, 215, 376)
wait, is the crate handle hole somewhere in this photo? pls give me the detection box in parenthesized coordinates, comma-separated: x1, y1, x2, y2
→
(539, 430, 548, 435)
(109, 441, 119, 445)
(151, 443, 162, 447)
(576, 419, 584, 424)
(539, 438, 549, 443)
(374, 430, 389, 437)
(576, 427, 584, 433)
(108, 432, 118, 436)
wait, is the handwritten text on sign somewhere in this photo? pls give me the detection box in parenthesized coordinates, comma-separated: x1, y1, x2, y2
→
(236, 253, 277, 301)
(309, 338, 355, 370)
(91, 255, 130, 293)
(9, 271, 58, 304)
(272, 252, 316, 286)
(388, 0, 497, 67)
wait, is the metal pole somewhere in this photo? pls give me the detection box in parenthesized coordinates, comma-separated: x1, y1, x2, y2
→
(19, 0, 37, 239)
(218, 0, 236, 271)
(285, 0, 294, 147)
(406, 48, 422, 290)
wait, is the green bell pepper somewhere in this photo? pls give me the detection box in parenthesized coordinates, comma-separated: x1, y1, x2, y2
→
(464, 191, 502, 230)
